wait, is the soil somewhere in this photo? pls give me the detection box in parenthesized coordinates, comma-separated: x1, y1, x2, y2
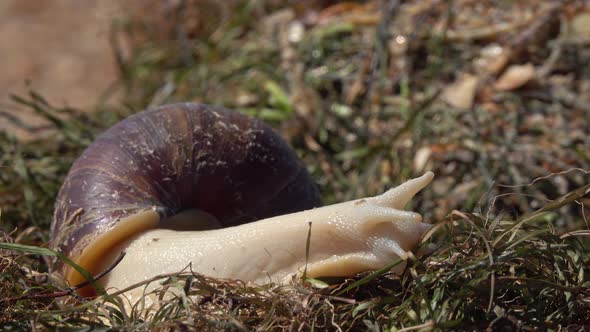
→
(0, 0, 121, 139)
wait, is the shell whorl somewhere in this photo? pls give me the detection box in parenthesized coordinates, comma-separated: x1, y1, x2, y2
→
(50, 103, 321, 277)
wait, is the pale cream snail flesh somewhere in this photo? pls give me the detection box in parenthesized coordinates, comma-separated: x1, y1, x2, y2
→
(50, 103, 434, 304)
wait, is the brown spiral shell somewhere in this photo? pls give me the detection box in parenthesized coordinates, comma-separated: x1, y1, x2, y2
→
(50, 103, 321, 285)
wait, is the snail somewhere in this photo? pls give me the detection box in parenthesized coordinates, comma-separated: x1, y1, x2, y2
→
(50, 103, 434, 303)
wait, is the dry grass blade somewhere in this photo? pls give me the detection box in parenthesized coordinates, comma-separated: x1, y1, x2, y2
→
(493, 182, 590, 247)
(1, 0, 589, 330)
(0, 242, 106, 296)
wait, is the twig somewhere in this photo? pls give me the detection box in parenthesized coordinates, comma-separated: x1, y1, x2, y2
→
(302, 221, 312, 281)
(497, 168, 590, 188)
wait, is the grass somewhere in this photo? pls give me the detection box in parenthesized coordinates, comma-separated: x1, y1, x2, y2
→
(1, 0, 589, 330)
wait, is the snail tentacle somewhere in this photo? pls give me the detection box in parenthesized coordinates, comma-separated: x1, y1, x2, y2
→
(50, 103, 434, 306)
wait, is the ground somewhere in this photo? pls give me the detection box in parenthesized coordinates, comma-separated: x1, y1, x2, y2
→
(0, 0, 119, 139)
(1, 1, 589, 330)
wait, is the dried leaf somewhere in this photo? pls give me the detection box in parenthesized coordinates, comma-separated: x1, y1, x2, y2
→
(568, 12, 590, 40)
(494, 63, 536, 91)
(474, 44, 510, 75)
(443, 74, 479, 109)
(413, 146, 432, 173)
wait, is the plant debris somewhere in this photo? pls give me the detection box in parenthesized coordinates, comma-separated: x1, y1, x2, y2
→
(1, 0, 589, 330)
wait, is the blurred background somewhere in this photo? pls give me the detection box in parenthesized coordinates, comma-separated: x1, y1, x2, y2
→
(1, 0, 589, 228)
(0, 0, 119, 139)
(1, 1, 590, 329)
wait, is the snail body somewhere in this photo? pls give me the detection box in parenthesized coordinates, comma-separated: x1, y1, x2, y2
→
(50, 103, 433, 302)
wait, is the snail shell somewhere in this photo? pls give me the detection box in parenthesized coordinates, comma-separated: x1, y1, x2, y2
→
(50, 103, 321, 290)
